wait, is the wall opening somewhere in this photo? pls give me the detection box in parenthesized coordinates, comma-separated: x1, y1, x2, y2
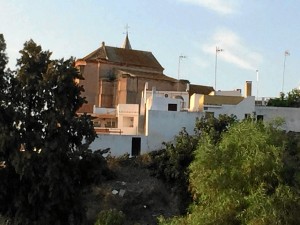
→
(168, 104, 177, 111)
(131, 137, 141, 156)
(244, 113, 251, 119)
(257, 115, 264, 121)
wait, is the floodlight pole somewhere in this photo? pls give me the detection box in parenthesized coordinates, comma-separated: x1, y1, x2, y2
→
(214, 46, 223, 91)
(177, 54, 186, 91)
(256, 69, 259, 100)
(282, 50, 290, 93)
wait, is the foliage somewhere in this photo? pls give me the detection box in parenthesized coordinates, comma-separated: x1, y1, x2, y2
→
(194, 114, 237, 143)
(149, 128, 197, 212)
(267, 89, 300, 107)
(160, 121, 300, 225)
(148, 115, 237, 213)
(0, 36, 110, 224)
(282, 132, 300, 189)
(77, 149, 114, 186)
(0, 34, 19, 218)
(94, 209, 126, 225)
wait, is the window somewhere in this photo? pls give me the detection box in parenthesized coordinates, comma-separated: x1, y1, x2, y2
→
(168, 104, 177, 111)
(245, 113, 251, 119)
(105, 121, 116, 128)
(257, 115, 264, 121)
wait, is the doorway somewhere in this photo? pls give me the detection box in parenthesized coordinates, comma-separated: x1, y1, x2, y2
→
(131, 137, 141, 156)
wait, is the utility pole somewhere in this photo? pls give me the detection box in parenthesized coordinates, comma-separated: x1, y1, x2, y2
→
(256, 69, 259, 100)
(177, 54, 186, 91)
(282, 50, 290, 93)
(214, 46, 224, 91)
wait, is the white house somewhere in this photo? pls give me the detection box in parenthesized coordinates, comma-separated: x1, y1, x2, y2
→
(89, 81, 300, 156)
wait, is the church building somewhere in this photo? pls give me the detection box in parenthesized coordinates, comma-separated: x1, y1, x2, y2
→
(75, 34, 192, 113)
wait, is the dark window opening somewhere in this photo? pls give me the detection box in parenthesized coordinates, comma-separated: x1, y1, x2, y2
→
(257, 115, 264, 121)
(245, 113, 251, 119)
(168, 104, 177, 111)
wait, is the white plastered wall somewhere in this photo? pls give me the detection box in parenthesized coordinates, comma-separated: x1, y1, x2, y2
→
(203, 96, 255, 120)
(255, 106, 300, 132)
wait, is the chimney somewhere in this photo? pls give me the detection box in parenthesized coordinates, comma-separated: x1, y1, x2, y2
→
(186, 83, 190, 92)
(245, 81, 252, 97)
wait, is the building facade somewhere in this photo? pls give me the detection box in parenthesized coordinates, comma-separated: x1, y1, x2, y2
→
(75, 35, 190, 112)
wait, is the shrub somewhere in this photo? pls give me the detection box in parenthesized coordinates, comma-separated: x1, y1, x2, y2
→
(148, 115, 237, 213)
(94, 209, 126, 225)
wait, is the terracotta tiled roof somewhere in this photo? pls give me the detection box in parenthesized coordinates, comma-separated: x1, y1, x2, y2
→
(203, 95, 244, 106)
(115, 69, 177, 82)
(81, 44, 164, 71)
(189, 84, 214, 96)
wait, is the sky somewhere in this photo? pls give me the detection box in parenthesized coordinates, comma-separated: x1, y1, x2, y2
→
(1, 0, 300, 98)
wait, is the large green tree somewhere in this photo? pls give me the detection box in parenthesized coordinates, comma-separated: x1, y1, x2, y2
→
(160, 121, 300, 225)
(149, 115, 237, 213)
(0, 34, 19, 216)
(0, 38, 108, 225)
(267, 89, 300, 107)
(12, 40, 96, 225)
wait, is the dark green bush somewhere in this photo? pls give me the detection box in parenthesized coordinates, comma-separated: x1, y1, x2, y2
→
(77, 149, 115, 186)
(148, 115, 237, 213)
(94, 209, 125, 225)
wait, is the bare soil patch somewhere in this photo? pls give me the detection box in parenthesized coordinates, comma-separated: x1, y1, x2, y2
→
(84, 156, 181, 225)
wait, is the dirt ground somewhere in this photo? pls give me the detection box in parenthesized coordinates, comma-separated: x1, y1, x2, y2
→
(83, 156, 181, 225)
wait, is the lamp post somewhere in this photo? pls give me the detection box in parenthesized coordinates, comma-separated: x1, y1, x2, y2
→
(177, 54, 186, 91)
(282, 50, 290, 93)
(214, 46, 224, 91)
(256, 69, 259, 100)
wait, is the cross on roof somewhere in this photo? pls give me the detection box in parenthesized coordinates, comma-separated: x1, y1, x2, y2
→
(124, 24, 130, 35)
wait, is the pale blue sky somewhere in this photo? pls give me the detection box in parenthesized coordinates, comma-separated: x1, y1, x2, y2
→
(1, 0, 300, 97)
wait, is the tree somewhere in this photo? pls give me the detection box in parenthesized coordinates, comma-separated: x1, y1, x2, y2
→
(149, 128, 198, 213)
(160, 120, 300, 225)
(0, 34, 19, 216)
(194, 114, 237, 144)
(0, 38, 109, 224)
(149, 115, 237, 213)
(267, 89, 300, 107)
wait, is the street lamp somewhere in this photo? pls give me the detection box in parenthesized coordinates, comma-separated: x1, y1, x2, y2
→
(177, 54, 186, 91)
(256, 69, 259, 100)
(214, 46, 224, 91)
(282, 50, 290, 93)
